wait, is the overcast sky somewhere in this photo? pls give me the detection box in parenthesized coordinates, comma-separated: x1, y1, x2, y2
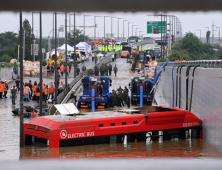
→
(0, 11, 222, 39)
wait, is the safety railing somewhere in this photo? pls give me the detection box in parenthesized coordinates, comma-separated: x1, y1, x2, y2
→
(46, 72, 84, 115)
(159, 60, 222, 68)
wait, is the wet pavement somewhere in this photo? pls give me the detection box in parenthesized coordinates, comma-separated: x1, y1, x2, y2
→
(1, 49, 222, 160)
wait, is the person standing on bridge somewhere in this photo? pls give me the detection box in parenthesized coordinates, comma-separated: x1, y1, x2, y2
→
(15, 76, 20, 92)
(76, 66, 80, 76)
(49, 83, 55, 101)
(11, 85, 17, 105)
(108, 64, 112, 76)
(114, 52, 117, 61)
(0, 81, 3, 98)
(47, 64, 51, 77)
(3, 81, 8, 98)
(60, 63, 65, 77)
(113, 64, 118, 77)
(111, 53, 114, 62)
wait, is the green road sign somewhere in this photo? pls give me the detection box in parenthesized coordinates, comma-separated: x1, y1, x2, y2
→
(147, 21, 166, 34)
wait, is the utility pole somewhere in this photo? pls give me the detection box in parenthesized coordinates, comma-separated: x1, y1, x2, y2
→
(211, 20, 216, 44)
(23, 30, 25, 60)
(216, 27, 220, 44)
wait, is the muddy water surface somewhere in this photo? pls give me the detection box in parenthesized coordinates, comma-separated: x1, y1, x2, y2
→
(1, 105, 222, 160)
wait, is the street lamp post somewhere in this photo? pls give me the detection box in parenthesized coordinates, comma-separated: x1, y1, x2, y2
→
(128, 22, 132, 38)
(111, 17, 118, 38)
(217, 27, 220, 44)
(123, 20, 129, 39)
(132, 25, 137, 36)
(94, 16, 103, 40)
(196, 29, 201, 41)
(84, 15, 94, 36)
(32, 11, 39, 62)
(139, 31, 144, 37)
(104, 16, 110, 39)
(135, 28, 140, 36)
(118, 18, 124, 39)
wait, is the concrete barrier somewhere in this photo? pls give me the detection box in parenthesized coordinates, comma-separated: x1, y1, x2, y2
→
(155, 61, 222, 152)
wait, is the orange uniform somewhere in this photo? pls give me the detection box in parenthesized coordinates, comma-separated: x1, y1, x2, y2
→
(60, 64, 65, 72)
(49, 84, 55, 94)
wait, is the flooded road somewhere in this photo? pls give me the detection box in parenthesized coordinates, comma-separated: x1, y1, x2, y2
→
(1, 58, 222, 160)
(1, 103, 222, 160)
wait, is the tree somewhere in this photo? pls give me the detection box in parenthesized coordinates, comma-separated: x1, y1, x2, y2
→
(0, 32, 17, 61)
(14, 19, 35, 61)
(68, 28, 91, 46)
(168, 49, 182, 61)
(206, 31, 210, 44)
(181, 32, 202, 56)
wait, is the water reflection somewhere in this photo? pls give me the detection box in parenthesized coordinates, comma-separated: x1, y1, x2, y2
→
(20, 139, 222, 159)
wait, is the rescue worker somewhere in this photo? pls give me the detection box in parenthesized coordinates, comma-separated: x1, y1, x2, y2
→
(117, 86, 123, 93)
(182, 58, 186, 61)
(111, 53, 114, 62)
(114, 52, 117, 61)
(109, 91, 114, 108)
(175, 57, 181, 62)
(95, 53, 98, 64)
(132, 61, 136, 72)
(51, 63, 55, 74)
(104, 64, 108, 76)
(98, 84, 103, 96)
(15, 76, 20, 92)
(113, 64, 118, 77)
(32, 81, 37, 101)
(94, 65, 99, 76)
(100, 64, 104, 76)
(49, 83, 55, 101)
(82, 66, 86, 72)
(117, 91, 124, 107)
(108, 64, 112, 76)
(57, 70, 60, 87)
(68, 62, 72, 73)
(36, 84, 40, 103)
(47, 64, 51, 76)
(11, 85, 17, 105)
(60, 63, 65, 77)
(123, 89, 128, 104)
(66, 65, 70, 76)
(92, 53, 95, 62)
(44, 85, 49, 102)
(24, 84, 31, 101)
(0, 81, 3, 98)
(28, 80, 33, 100)
(3, 81, 8, 98)
(70, 90, 77, 105)
(124, 86, 129, 94)
(76, 66, 80, 76)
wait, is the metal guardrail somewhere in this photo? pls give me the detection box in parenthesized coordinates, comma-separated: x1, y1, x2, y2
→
(61, 73, 84, 104)
(46, 72, 84, 115)
(159, 60, 222, 68)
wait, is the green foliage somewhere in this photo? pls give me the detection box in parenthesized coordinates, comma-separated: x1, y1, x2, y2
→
(0, 54, 11, 62)
(14, 19, 35, 61)
(181, 32, 202, 55)
(68, 28, 91, 46)
(0, 31, 17, 61)
(169, 32, 220, 61)
(168, 50, 182, 61)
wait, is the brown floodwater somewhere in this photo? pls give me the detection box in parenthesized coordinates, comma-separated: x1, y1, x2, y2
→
(1, 104, 222, 160)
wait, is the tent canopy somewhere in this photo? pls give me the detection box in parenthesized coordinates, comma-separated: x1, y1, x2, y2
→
(76, 42, 91, 53)
(58, 44, 74, 51)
